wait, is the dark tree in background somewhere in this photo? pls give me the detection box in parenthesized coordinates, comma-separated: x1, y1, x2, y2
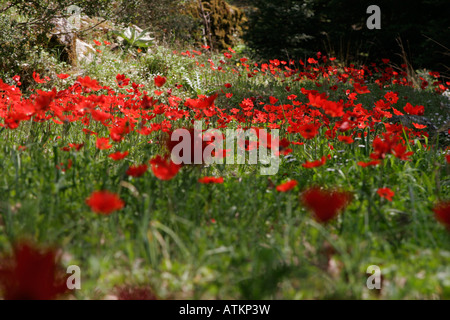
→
(243, 0, 320, 59)
(244, 0, 450, 76)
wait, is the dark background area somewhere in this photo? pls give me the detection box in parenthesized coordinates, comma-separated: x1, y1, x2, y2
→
(240, 0, 449, 77)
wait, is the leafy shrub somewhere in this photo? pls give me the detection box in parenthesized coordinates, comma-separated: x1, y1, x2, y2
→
(0, 0, 140, 88)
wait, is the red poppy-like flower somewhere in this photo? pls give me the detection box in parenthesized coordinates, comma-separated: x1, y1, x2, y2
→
(384, 92, 398, 104)
(338, 135, 354, 144)
(412, 123, 427, 130)
(433, 201, 450, 230)
(149, 155, 181, 180)
(198, 176, 224, 184)
(67, 143, 84, 151)
(57, 73, 70, 80)
(446, 154, 450, 164)
(126, 164, 148, 177)
(403, 103, 424, 116)
(353, 83, 370, 94)
(377, 188, 394, 201)
(224, 83, 232, 88)
(12, 75, 21, 83)
(184, 93, 218, 110)
(370, 132, 402, 160)
(392, 144, 414, 161)
(96, 137, 112, 150)
(32, 72, 46, 84)
(86, 190, 124, 215)
(154, 75, 167, 88)
(302, 156, 327, 169)
(0, 242, 68, 300)
(115, 74, 130, 88)
(276, 180, 298, 192)
(76, 76, 102, 91)
(298, 123, 320, 140)
(140, 95, 158, 109)
(34, 88, 56, 113)
(109, 151, 129, 161)
(301, 187, 352, 223)
(357, 160, 382, 167)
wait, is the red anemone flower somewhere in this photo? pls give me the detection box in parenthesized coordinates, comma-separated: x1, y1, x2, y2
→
(276, 180, 298, 192)
(57, 74, 70, 80)
(149, 155, 181, 180)
(198, 176, 224, 184)
(154, 75, 167, 88)
(96, 137, 112, 150)
(301, 187, 352, 223)
(116, 74, 130, 88)
(302, 156, 327, 169)
(298, 123, 320, 140)
(126, 164, 148, 177)
(433, 201, 450, 230)
(86, 190, 124, 215)
(0, 242, 69, 300)
(109, 151, 129, 161)
(338, 135, 354, 144)
(357, 160, 382, 167)
(377, 188, 395, 201)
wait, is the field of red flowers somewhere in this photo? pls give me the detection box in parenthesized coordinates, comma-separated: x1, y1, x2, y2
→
(0, 44, 449, 299)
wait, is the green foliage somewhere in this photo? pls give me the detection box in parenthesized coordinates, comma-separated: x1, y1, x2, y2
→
(0, 0, 140, 84)
(113, 26, 155, 57)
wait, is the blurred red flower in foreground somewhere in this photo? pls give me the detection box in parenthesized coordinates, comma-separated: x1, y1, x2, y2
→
(301, 187, 352, 223)
(86, 190, 124, 215)
(433, 201, 450, 230)
(198, 176, 224, 184)
(0, 242, 68, 300)
(276, 180, 298, 192)
(149, 155, 181, 180)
